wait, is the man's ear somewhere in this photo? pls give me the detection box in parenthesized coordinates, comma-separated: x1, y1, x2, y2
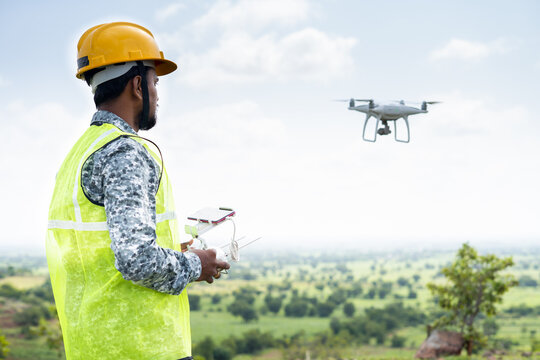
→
(131, 75, 143, 101)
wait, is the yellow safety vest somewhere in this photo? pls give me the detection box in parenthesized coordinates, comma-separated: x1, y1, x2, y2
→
(46, 123, 191, 360)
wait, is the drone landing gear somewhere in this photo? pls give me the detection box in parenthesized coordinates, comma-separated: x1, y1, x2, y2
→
(394, 116, 410, 143)
(362, 116, 390, 142)
(362, 116, 410, 143)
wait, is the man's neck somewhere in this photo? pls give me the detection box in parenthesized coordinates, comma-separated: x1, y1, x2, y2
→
(98, 103, 139, 132)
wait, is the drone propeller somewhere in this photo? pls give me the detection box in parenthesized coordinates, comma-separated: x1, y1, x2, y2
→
(421, 101, 441, 111)
(333, 98, 374, 102)
(392, 100, 442, 104)
(353, 99, 374, 102)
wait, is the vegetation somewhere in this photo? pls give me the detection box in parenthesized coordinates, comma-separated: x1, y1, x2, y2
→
(0, 330, 9, 359)
(427, 243, 519, 355)
(1, 246, 539, 359)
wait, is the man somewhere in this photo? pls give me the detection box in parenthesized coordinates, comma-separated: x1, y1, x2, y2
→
(46, 22, 229, 360)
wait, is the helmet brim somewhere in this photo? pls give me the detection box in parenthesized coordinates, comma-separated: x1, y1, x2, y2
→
(155, 59, 178, 76)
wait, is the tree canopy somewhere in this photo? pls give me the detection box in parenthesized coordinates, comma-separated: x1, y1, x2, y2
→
(427, 243, 518, 354)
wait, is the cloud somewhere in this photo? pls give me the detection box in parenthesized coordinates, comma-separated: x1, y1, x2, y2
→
(430, 38, 510, 61)
(179, 28, 356, 86)
(155, 3, 185, 22)
(1, 101, 90, 247)
(156, 100, 287, 153)
(193, 0, 310, 32)
(0, 74, 9, 88)
(423, 91, 530, 138)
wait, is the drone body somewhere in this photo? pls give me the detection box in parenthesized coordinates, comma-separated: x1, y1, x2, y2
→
(343, 99, 439, 143)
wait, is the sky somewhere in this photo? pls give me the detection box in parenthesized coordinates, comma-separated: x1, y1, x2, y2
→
(0, 0, 539, 253)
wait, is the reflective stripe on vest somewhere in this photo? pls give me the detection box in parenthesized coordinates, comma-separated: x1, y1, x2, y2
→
(46, 123, 191, 360)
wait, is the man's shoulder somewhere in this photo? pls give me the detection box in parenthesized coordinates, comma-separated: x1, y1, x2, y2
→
(93, 134, 153, 162)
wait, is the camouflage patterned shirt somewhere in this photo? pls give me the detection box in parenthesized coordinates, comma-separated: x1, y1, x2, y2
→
(81, 110, 201, 295)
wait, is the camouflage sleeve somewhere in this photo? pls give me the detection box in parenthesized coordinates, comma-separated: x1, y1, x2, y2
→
(89, 137, 201, 295)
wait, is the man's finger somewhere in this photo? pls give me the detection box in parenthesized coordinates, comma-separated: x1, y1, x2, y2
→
(217, 260, 230, 270)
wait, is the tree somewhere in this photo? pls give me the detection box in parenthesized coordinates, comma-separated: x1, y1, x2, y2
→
(284, 298, 309, 317)
(227, 299, 258, 322)
(328, 289, 347, 305)
(407, 289, 417, 299)
(194, 336, 215, 360)
(316, 301, 336, 317)
(397, 277, 409, 287)
(211, 294, 222, 304)
(35, 318, 64, 359)
(189, 294, 201, 311)
(343, 302, 356, 317)
(427, 243, 518, 355)
(264, 294, 282, 315)
(391, 335, 406, 348)
(483, 318, 499, 339)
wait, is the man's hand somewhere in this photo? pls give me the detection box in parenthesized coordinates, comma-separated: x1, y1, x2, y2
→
(181, 239, 194, 252)
(190, 248, 230, 283)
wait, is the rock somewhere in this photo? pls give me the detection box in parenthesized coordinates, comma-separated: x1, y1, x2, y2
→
(415, 330, 464, 359)
(521, 352, 531, 358)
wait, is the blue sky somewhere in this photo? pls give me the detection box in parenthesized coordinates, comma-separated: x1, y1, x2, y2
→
(1, 0, 539, 252)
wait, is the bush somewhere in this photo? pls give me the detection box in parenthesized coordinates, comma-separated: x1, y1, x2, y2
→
(211, 294, 221, 304)
(213, 347, 232, 360)
(28, 279, 55, 302)
(221, 329, 275, 355)
(232, 287, 258, 305)
(391, 335, 406, 348)
(316, 301, 336, 317)
(343, 302, 356, 317)
(518, 275, 538, 287)
(328, 289, 347, 305)
(13, 305, 51, 326)
(189, 294, 201, 311)
(330, 318, 341, 334)
(194, 336, 215, 360)
(0, 284, 22, 299)
(0, 331, 9, 359)
(397, 277, 410, 287)
(241, 329, 275, 353)
(284, 298, 310, 317)
(264, 294, 283, 315)
(330, 302, 426, 345)
(227, 299, 258, 322)
(504, 304, 540, 317)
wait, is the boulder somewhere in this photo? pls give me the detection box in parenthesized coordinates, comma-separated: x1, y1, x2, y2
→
(415, 330, 464, 359)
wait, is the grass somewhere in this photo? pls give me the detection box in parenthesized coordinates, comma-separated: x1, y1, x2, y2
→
(0, 276, 47, 290)
(190, 310, 330, 343)
(5, 337, 61, 360)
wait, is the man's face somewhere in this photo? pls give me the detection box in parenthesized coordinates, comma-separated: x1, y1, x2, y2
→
(139, 68, 159, 131)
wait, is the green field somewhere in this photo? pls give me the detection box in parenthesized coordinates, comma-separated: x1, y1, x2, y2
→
(0, 276, 47, 290)
(1, 247, 540, 359)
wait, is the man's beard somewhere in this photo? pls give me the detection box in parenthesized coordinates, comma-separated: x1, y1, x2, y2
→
(138, 111, 157, 131)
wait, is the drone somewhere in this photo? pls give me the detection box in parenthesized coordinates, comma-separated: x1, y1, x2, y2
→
(337, 98, 440, 143)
